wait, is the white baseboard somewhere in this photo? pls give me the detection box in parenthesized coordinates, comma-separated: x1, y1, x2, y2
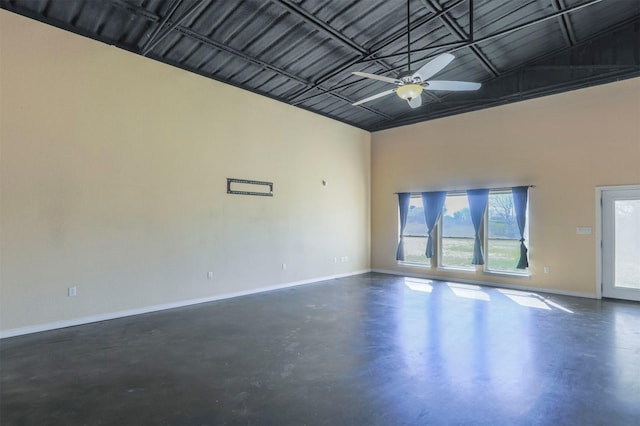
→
(371, 268, 598, 299)
(0, 269, 370, 339)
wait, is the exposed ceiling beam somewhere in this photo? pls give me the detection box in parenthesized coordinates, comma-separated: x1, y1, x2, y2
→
(294, 0, 604, 106)
(419, 0, 499, 77)
(169, 31, 392, 120)
(361, 0, 603, 63)
(529, 65, 640, 71)
(268, 0, 396, 74)
(369, 16, 640, 131)
(271, 0, 438, 115)
(110, 0, 392, 120)
(551, 0, 577, 46)
(141, 0, 207, 56)
(354, 40, 466, 64)
(364, 0, 468, 61)
(288, 0, 468, 105)
(269, 0, 366, 55)
(140, 0, 182, 54)
(267, 0, 407, 102)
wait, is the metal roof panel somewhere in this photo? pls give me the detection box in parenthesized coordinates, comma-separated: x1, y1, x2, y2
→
(1, 0, 637, 131)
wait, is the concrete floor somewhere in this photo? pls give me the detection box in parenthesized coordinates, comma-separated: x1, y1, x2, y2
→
(1, 272, 639, 425)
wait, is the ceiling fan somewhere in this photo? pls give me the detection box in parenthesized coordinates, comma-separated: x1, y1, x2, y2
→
(351, 2, 481, 109)
(352, 53, 481, 109)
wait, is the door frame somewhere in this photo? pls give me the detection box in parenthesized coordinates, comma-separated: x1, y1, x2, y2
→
(595, 184, 640, 300)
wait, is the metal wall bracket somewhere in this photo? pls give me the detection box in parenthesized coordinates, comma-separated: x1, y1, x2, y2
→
(227, 178, 273, 197)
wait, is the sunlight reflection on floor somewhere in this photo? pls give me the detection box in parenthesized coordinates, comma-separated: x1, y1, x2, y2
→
(403, 277, 574, 313)
(448, 283, 491, 301)
(403, 277, 433, 293)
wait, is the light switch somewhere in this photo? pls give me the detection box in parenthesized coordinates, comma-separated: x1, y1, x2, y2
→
(576, 227, 592, 235)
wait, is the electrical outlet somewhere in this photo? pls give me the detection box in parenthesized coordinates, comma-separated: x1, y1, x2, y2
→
(544, 266, 550, 274)
(207, 271, 213, 280)
(68, 286, 77, 297)
(334, 257, 338, 263)
(282, 263, 287, 271)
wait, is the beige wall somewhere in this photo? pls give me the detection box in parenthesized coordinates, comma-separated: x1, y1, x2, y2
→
(0, 11, 371, 333)
(2, 11, 639, 335)
(372, 77, 640, 296)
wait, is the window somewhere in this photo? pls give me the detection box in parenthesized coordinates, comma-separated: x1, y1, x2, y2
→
(396, 187, 530, 276)
(401, 196, 428, 264)
(486, 192, 529, 274)
(439, 193, 475, 270)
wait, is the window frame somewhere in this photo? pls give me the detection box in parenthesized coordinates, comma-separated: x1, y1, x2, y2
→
(396, 188, 531, 277)
(483, 190, 530, 277)
(437, 192, 476, 272)
(397, 194, 432, 267)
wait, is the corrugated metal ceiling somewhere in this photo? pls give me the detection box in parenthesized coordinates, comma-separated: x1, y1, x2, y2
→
(2, 0, 639, 131)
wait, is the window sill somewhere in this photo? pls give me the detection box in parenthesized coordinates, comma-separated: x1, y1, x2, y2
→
(437, 266, 476, 274)
(398, 261, 432, 268)
(397, 262, 531, 280)
(484, 270, 531, 279)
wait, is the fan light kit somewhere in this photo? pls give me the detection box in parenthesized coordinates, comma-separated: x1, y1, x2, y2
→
(351, 1, 481, 109)
(396, 84, 423, 100)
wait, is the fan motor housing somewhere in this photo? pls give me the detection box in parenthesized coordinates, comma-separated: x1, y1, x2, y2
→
(398, 71, 421, 84)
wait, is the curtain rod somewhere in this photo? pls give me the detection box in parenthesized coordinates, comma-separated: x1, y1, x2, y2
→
(394, 185, 536, 194)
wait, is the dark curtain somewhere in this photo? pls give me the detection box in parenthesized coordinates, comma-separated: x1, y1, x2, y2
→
(512, 186, 529, 269)
(396, 193, 411, 261)
(421, 191, 447, 258)
(467, 189, 489, 265)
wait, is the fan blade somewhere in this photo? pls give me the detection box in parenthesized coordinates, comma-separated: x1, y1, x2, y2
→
(412, 53, 455, 82)
(352, 89, 396, 106)
(352, 71, 401, 85)
(426, 80, 481, 91)
(407, 96, 422, 109)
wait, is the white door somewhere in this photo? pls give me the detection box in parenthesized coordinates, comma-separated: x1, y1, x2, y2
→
(602, 187, 640, 301)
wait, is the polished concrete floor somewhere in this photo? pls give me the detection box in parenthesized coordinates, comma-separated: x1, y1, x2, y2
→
(1, 273, 639, 425)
